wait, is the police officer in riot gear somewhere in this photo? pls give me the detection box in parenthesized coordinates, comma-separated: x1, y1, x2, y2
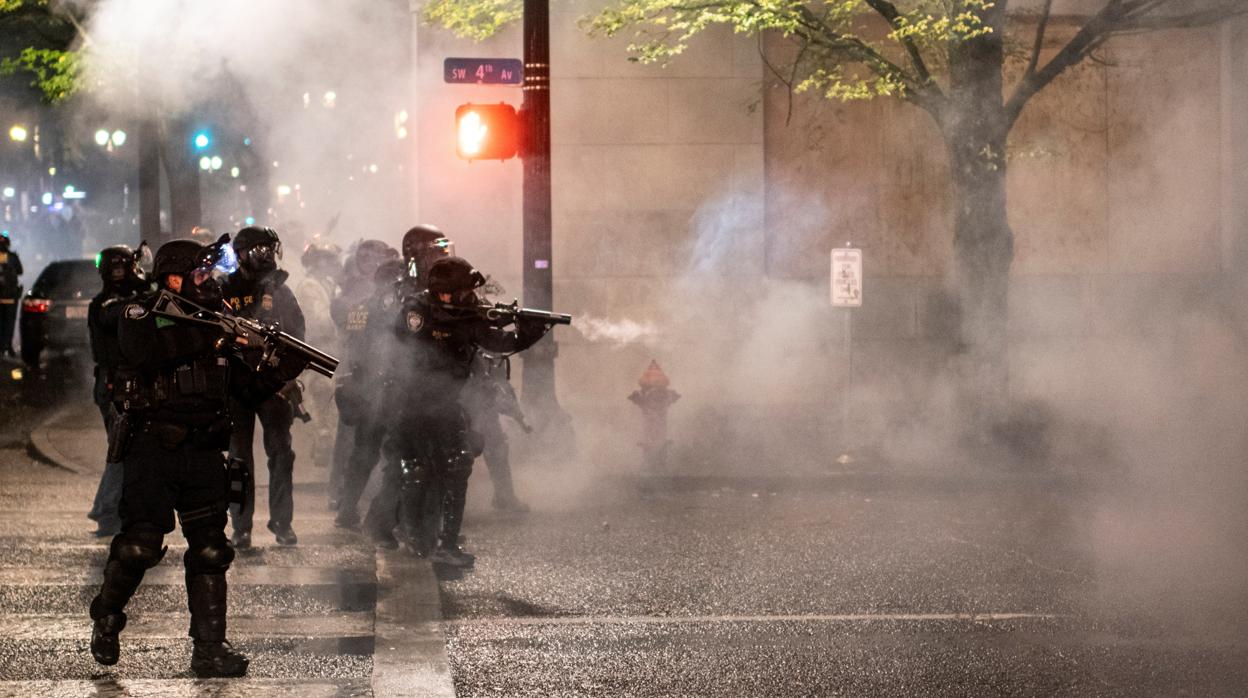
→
(86, 246, 150, 536)
(0, 233, 22, 356)
(366, 256, 550, 566)
(223, 226, 306, 548)
(333, 258, 407, 529)
(464, 352, 530, 512)
(88, 239, 308, 677)
(328, 240, 399, 511)
(296, 242, 343, 468)
(335, 229, 449, 531)
(401, 224, 454, 285)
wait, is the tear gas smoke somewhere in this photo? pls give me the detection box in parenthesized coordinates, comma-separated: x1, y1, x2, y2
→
(575, 315, 661, 347)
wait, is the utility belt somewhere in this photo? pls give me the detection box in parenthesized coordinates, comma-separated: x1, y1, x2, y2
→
(115, 356, 230, 412)
(107, 410, 231, 460)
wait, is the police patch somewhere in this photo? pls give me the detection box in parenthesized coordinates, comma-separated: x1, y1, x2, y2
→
(406, 311, 424, 332)
(124, 304, 148, 320)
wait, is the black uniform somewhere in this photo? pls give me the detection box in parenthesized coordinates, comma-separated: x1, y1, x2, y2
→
(327, 239, 397, 510)
(89, 242, 304, 677)
(334, 261, 406, 528)
(0, 238, 22, 355)
(223, 266, 306, 545)
(365, 269, 545, 564)
(463, 352, 529, 511)
(85, 248, 149, 536)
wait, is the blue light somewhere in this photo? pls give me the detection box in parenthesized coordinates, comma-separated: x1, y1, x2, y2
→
(244, 216, 255, 226)
(243, 137, 252, 146)
(193, 131, 211, 150)
(215, 242, 239, 274)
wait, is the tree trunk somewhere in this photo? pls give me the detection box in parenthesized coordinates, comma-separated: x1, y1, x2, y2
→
(945, 119, 1013, 433)
(942, 3, 1014, 437)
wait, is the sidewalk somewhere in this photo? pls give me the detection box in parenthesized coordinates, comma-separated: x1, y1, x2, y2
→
(18, 398, 455, 696)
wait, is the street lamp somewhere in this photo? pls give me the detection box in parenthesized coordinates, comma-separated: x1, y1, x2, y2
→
(9, 125, 28, 142)
(111, 130, 126, 146)
(94, 129, 110, 146)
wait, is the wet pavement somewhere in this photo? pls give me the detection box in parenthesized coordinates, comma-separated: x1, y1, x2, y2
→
(0, 389, 453, 697)
(440, 483, 1248, 696)
(4, 387, 1248, 695)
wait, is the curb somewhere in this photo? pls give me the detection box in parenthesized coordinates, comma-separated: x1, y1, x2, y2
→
(27, 405, 84, 474)
(372, 549, 457, 697)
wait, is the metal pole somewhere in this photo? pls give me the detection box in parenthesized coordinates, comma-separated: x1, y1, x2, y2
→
(520, 0, 565, 424)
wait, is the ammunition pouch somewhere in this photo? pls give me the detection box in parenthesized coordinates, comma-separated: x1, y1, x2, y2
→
(115, 357, 230, 412)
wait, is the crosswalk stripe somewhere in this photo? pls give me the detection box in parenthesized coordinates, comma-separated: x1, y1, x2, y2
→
(0, 612, 375, 640)
(0, 565, 375, 585)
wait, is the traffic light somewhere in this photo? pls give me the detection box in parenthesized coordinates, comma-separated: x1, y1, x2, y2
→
(455, 103, 521, 161)
(192, 130, 212, 150)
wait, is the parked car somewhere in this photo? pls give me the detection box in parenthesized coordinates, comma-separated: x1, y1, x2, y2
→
(19, 259, 98, 368)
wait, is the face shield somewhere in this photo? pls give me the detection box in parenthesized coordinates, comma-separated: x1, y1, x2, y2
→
(196, 237, 239, 276)
(242, 242, 280, 273)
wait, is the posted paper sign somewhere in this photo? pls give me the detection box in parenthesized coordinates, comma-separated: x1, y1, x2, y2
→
(831, 248, 863, 307)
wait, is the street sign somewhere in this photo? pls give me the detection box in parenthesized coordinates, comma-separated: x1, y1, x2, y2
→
(831, 248, 863, 307)
(444, 58, 523, 85)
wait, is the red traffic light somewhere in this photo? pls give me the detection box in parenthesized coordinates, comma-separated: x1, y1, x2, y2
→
(455, 103, 521, 161)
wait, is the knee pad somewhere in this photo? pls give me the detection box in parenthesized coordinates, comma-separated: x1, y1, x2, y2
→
(185, 535, 235, 574)
(112, 528, 167, 570)
(191, 543, 235, 571)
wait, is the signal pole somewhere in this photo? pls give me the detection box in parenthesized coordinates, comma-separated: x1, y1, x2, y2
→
(521, 0, 568, 432)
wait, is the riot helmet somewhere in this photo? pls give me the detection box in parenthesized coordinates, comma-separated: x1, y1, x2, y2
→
(96, 245, 145, 286)
(233, 225, 281, 275)
(189, 226, 215, 245)
(301, 241, 342, 279)
(426, 256, 485, 304)
(153, 239, 224, 308)
(352, 239, 398, 280)
(401, 224, 454, 279)
(0, 233, 10, 251)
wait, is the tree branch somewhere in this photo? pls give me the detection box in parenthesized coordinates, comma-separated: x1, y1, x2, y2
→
(863, 0, 936, 87)
(1023, 0, 1054, 80)
(1007, 0, 1246, 126)
(1006, 0, 1127, 126)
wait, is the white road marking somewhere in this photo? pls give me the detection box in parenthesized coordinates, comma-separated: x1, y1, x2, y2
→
(448, 612, 1066, 626)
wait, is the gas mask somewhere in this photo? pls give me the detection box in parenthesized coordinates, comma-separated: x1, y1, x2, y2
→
(183, 271, 224, 308)
(241, 243, 279, 275)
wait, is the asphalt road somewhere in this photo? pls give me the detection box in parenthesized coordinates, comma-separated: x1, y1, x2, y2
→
(3, 384, 1247, 696)
(441, 478, 1248, 696)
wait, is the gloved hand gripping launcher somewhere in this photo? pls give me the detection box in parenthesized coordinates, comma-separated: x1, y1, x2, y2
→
(150, 290, 339, 379)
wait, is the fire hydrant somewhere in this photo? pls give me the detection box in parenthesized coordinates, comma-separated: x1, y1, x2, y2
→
(628, 360, 680, 471)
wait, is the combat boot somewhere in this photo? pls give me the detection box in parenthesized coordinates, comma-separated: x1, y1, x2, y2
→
(191, 640, 249, 678)
(431, 543, 475, 568)
(89, 612, 126, 665)
(267, 521, 298, 546)
(231, 529, 251, 550)
(187, 573, 247, 677)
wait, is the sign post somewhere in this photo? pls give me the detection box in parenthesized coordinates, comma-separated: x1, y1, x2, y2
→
(831, 247, 863, 462)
